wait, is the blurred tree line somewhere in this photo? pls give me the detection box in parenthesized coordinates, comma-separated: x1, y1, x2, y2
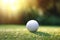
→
(20, 0, 60, 25)
(0, 0, 60, 25)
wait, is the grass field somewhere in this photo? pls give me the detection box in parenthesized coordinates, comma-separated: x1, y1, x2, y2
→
(0, 25, 60, 40)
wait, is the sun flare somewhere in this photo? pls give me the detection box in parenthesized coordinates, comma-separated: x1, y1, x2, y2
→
(0, 0, 29, 19)
(1, 0, 21, 12)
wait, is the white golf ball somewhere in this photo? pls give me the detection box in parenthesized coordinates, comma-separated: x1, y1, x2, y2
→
(26, 20, 39, 32)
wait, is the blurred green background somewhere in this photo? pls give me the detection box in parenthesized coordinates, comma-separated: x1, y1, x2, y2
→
(0, 0, 60, 25)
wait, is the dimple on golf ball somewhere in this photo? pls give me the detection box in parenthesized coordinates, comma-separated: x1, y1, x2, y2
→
(26, 20, 39, 32)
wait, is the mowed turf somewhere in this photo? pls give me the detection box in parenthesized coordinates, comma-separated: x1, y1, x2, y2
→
(0, 25, 60, 40)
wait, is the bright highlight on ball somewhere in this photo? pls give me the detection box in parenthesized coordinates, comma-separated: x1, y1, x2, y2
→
(26, 20, 39, 32)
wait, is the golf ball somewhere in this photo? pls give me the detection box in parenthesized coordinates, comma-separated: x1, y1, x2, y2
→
(26, 20, 39, 32)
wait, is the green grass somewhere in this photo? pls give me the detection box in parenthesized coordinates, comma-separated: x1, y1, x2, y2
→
(0, 25, 60, 40)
